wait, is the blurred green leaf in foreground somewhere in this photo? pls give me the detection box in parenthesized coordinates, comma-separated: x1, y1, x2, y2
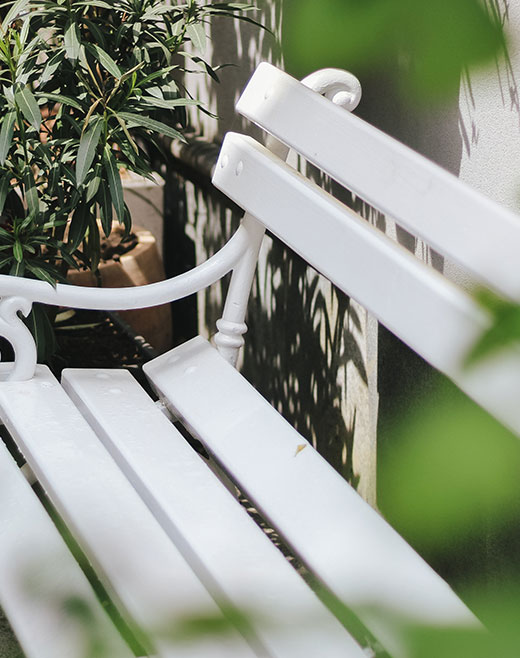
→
(283, 0, 505, 102)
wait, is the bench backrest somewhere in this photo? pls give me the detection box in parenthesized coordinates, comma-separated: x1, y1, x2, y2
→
(211, 63, 520, 437)
(0, 61, 518, 438)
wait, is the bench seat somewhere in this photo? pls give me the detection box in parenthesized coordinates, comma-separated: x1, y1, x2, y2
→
(0, 438, 133, 658)
(62, 365, 365, 658)
(0, 367, 257, 658)
(144, 336, 477, 657)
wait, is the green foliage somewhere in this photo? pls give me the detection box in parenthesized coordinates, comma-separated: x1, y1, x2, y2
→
(283, 0, 504, 102)
(466, 288, 520, 366)
(379, 379, 520, 552)
(0, 0, 258, 358)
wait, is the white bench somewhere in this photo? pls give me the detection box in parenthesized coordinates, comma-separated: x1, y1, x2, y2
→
(1, 62, 518, 658)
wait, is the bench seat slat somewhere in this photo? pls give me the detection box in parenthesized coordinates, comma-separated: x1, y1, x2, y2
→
(144, 336, 478, 658)
(212, 132, 520, 438)
(0, 366, 255, 658)
(236, 63, 520, 300)
(62, 367, 367, 658)
(0, 440, 134, 658)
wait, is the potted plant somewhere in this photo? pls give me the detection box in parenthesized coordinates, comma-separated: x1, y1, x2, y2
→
(0, 0, 259, 359)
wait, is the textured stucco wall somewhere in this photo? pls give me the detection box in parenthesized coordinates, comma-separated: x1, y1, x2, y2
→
(459, 2, 520, 210)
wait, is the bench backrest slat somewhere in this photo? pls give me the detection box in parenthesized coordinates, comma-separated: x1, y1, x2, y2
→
(212, 133, 520, 437)
(236, 63, 520, 300)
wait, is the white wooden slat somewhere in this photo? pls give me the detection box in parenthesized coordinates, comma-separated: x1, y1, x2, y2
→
(0, 440, 133, 658)
(144, 336, 478, 658)
(62, 367, 367, 658)
(0, 365, 255, 658)
(212, 132, 520, 437)
(236, 63, 520, 300)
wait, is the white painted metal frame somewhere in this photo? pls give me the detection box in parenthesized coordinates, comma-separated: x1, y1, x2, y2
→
(0, 68, 361, 381)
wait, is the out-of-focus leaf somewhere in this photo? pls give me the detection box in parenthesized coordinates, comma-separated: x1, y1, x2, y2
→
(379, 379, 520, 552)
(466, 289, 520, 366)
(284, 0, 504, 101)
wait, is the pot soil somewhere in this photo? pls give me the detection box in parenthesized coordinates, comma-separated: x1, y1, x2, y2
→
(67, 224, 172, 353)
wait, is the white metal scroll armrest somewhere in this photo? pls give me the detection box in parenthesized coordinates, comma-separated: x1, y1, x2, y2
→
(0, 220, 251, 381)
(0, 67, 362, 382)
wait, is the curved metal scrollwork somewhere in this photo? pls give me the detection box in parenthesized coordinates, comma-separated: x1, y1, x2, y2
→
(0, 222, 251, 380)
(0, 296, 36, 381)
(301, 68, 362, 111)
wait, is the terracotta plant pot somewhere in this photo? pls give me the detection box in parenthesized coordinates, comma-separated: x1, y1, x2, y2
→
(67, 225, 172, 353)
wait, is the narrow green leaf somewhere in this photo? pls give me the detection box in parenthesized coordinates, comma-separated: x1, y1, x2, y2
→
(64, 21, 81, 62)
(13, 240, 23, 263)
(0, 111, 16, 165)
(141, 95, 198, 110)
(2, 0, 31, 29)
(86, 164, 102, 202)
(0, 175, 11, 215)
(118, 111, 186, 142)
(87, 216, 100, 272)
(112, 112, 138, 153)
(103, 144, 125, 223)
(10, 260, 25, 277)
(23, 169, 38, 215)
(36, 91, 83, 111)
(25, 263, 58, 287)
(98, 182, 112, 237)
(88, 44, 121, 78)
(41, 52, 64, 85)
(75, 0, 112, 8)
(68, 203, 91, 251)
(76, 118, 104, 186)
(186, 22, 206, 53)
(58, 247, 80, 271)
(82, 19, 106, 50)
(209, 3, 256, 8)
(26, 303, 57, 361)
(0, 226, 14, 243)
(15, 86, 41, 131)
